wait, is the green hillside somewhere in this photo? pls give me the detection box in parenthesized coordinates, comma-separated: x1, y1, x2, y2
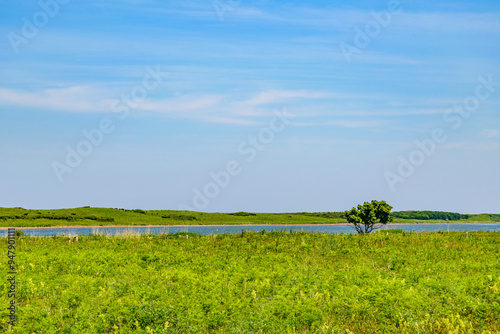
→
(0, 207, 498, 228)
(0, 207, 346, 227)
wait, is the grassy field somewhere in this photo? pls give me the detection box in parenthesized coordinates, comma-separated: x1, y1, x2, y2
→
(1, 207, 499, 228)
(1, 231, 499, 333)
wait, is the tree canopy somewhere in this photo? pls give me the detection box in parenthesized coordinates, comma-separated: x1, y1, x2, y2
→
(344, 200, 393, 234)
(390, 211, 468, 221)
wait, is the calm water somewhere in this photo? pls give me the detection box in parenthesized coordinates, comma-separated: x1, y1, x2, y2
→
(9, 223, 500, 237)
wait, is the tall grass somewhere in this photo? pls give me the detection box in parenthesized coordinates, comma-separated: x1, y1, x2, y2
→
(1, 231, 498, 333)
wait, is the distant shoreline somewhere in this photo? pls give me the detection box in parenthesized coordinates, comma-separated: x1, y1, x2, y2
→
(1, 222, 498, 230)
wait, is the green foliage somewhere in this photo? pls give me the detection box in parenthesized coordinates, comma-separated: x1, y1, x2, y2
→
(161, 214, 197, 221)
(0, 207, 498, 227)
(490, 214, 500, 222)
(0, 209, 114, 224)
(1, 231, 499, 332)
(392, 211, 468, 220)
(0, 207, 350, 227)
(345, 200, 393, 234)
(228, 212, 257, 216)
(464, 214, 496, 222)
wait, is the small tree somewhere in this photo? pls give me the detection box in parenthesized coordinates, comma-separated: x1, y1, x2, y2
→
(344, 200, 393, 234)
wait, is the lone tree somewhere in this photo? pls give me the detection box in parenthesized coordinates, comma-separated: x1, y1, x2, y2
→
(344, 200, 393, 234)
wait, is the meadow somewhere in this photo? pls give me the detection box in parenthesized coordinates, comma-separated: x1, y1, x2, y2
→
(0, 207, 499, 228)
(1, 230, 499, 333)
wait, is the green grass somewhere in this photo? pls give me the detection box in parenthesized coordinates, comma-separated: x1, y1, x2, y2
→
(1, 231, 499, 333)
(0, 207, 498, 227)
(0, 207, 347, 227)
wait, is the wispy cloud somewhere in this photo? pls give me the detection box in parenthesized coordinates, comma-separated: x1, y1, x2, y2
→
(0, 87, 334, 123)
(295, 120, 384, 128)
(0, 86, 109, 113)
(1, 85, 479, 126)
(238, 90, 334, 107)
(136, 95, 223, 113)
(160, 4, 500, 34)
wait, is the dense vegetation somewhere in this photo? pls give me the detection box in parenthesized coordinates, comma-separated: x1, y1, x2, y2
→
(1, 231, 499, 333)
(391, 211, 470, 221)
(0, 207, 498, 228)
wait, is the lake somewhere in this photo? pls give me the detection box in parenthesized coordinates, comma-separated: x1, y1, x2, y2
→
(9, 223, 500, 237)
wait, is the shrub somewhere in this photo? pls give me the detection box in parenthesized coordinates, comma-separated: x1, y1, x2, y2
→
(228, 212, 257, 216)
(162, 215, 197, 221)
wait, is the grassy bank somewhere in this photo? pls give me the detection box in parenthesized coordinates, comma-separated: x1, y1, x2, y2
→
(1, 207, 499, 228)
(1, 231, 499, 333)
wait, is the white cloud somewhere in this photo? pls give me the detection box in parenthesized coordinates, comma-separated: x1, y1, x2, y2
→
(136, 95, 223, 113)
(0, 87, 336, 121)
(0, 86, 109, 113)
(202, 5, 500, 34)
(240, 90, 334, 107)
(0, 85, 488, 128)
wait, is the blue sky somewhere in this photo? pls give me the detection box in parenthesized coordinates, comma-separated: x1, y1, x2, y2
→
(0, 0, 499, 213)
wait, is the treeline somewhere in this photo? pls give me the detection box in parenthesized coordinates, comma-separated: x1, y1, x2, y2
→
(0, 214, 114, 222)
(391, 211, 468, 221)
